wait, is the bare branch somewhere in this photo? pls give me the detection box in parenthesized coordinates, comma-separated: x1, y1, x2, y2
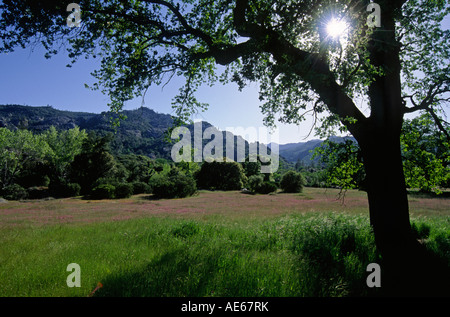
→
(426, 106, 450, 143)
(341, 54, 363, 89)
(403, 78, 450, 114)
(141, 0, 214, 46)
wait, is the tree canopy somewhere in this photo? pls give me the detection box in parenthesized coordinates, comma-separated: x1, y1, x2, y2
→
(401, 113, 450, 193)
(0, 0, 447, 131)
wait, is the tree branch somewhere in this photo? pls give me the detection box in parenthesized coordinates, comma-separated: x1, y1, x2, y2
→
(342, 53, 363, 89)
(232, 0, 368, 140)
(192, 38, 258, 65)
(426, 106, 450, 143)
(403, 84, 450, 142)
(403, 79, 450, 114)
(141, 0, 215, 47)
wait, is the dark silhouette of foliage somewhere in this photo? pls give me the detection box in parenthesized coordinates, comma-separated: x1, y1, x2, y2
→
(151, 168, 197, 199)
(69, 132, 117, 194)
(90, 184, 116, 200)
(280, 171, 305, 193)
(196, 160, 247, 191)
(114, 183, 134, 199)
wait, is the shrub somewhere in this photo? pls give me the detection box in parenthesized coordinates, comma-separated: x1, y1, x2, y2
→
(92, 177, 119, 189)
(131, 181, 151, 194)
(90, 184, 116, 200)
(247, 175, 278, 194)
(196, 160, 246, 190)
(1, 184, 28, 200)
(65, 183, 81, 197)
(69, 133, 118, 195)
(27, 186, 50, 199)
(280, 171, 305, 193)
(242, 160, 261, 178)
(114, 183, 133, 199)
(247, 175, 264, 193)
(49, 182, 81, 198)
(151, 168, 197, 199)
(257, 181, 278, 194)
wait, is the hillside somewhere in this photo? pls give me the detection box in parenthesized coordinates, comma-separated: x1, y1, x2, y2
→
(0, 104, 177, 158)
(0, 104, 356, 165)
(0, 105, 280, 164)
(270, 136, 356, 164)
(271, 139, 323, 163)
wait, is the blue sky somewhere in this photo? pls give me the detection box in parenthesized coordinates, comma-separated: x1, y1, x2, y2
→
(0, 12, 448, 145)
(0, 43, 323, 144)
(0, 44, 318, 144)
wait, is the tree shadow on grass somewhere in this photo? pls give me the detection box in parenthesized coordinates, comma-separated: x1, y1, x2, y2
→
(289, 216, 450, 297)
(94, 249, 221, 297)
(379, 242, 450, 297)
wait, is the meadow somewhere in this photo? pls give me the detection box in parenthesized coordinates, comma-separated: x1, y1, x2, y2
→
(0, 188, 448, 297)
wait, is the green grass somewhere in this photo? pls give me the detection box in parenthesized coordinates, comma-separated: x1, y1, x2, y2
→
(0, 188, 448, 297)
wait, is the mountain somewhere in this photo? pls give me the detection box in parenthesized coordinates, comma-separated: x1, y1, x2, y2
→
(0, 105, 280, 164)
(270, 136, 357, 164)
(0, 104, 176, 158)
(270, 139, 323, 163)
(0, 104, 352, 167)
(0, 104, 173, 135)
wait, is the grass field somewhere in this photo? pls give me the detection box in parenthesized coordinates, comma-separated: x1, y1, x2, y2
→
(0, 188, 448, 297)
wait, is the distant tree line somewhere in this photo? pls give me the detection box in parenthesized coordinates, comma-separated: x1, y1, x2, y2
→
(2, 113, 443, 201)
(0, 126, 306, 201)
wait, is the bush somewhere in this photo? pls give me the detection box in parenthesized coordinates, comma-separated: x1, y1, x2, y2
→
(151, 168, 197, 199)
(66, 183, 81, 197)
(27, 186, 50, 199)
(1, 184, 28, 200)
(280, 171, 305, 193)
(258, 181, 278, 194)
(114, 183, 133, 199)
(196, 160, 247, 190)
(242, 160, 261, 178)
(247, 175, 264, 193)
(132, 181, 152, 194)
(49, 182, 81, 198)
(90, 184, 116, 200)
(247, 175, 278, 194)
(92, 177, 119, 189)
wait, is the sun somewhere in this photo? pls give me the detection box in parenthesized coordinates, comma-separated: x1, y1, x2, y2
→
(326, 18, 348, 39)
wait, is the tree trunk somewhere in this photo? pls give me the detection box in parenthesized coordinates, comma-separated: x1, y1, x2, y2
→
(361, 132, 413, 249)
(360, 132, 449, 296)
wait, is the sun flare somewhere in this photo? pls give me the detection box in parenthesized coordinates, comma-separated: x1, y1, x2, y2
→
(326, 18, 348, 39)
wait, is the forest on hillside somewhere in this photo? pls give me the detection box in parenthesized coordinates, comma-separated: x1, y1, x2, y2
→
(0, 110, 448, 201)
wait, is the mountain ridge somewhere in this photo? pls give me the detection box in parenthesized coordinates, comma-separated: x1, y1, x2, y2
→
(269, 135, 356, 164)
(0, 105, 273, 162)
(0, 104, 352, 165)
